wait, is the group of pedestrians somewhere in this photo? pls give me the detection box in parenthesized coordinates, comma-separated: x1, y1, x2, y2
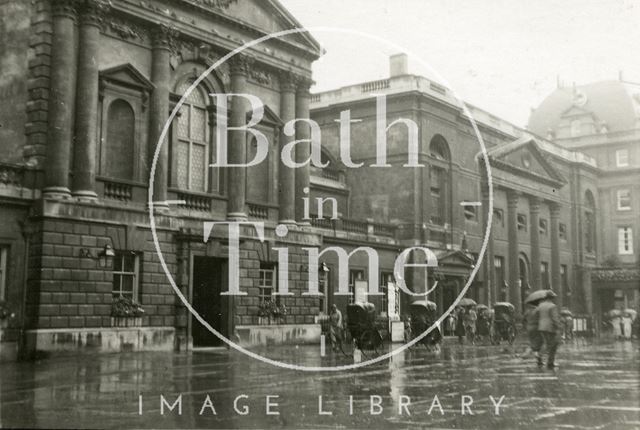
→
(609, 311, 635, 340)
(523, 294, 561, 370)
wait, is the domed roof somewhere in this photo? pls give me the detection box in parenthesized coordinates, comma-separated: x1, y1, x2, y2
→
(528, 80, 640, 137)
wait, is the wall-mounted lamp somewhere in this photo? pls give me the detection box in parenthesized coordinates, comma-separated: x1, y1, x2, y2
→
(79, 244, 115, 269)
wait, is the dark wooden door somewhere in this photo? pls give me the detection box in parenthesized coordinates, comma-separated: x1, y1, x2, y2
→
(192, 256, 226, 347)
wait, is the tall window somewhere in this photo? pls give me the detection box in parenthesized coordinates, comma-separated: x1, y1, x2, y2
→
(258, 264, 277, 303)
(429, 136, 451, 226)
(539, 219, 548, 235)
(559, 223, 567, 240)
(494, 256, 505, 301)
(618, 227, 634, 255)
(318, 270, 329, 314)
(541, 262, 550, 289)
(617, 189, 631, 211)
(0, 246, 7, 301)
(616, 149, 629, 167)
(175, 80, 209, 192)
(348, 269, 365, 304)
(112, 251, 140, 299)
(380, 271, 394, 315)
(517, 214, 527, 232)
(560, 264, 568, 299)
(105, 99, 135, 180)
(584, 191, 596, 253)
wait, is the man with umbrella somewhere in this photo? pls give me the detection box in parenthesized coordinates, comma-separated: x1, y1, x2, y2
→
(534, 290, 561, 369)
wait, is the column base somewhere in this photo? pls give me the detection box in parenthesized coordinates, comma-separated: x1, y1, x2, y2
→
(43, 186, 72, 200)
(227, 212, 248, 221)
(148, 202, 170, 213)
(279, 219, 297, 225)
(297, 221, 312, 228)
(72, 190, 98, 202)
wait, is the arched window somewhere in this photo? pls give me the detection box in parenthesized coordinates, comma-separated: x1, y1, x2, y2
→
(105, 99, 135, 180)
(428, 136, 451, 225)
(175, 80, 209, 192)
(584, 190, 596, 253)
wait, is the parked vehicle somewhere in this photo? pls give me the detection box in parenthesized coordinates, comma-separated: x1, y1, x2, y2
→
(407, 300, 442, 351)
(343, 302, 385, 358)
(491, 302, 517, 345)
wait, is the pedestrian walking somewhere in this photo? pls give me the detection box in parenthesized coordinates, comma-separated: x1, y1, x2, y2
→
(611, 313, 622, 339)
(463, 307, 477, 345)
(621, 312, 633, 340)
(329, 304, 343, 351)
(522, 302, 541, 360)
(455, 307, 466, 344)
(537, 295, 561, 369)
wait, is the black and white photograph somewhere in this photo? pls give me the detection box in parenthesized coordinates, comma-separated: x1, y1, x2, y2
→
(0, 0, 639, 428)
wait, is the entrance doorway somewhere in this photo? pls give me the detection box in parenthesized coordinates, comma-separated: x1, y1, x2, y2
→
(192, 256, 228, 347)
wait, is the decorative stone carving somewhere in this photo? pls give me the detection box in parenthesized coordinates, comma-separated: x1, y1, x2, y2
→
(228, 53, 253, 76)
(51, 0, 78, 18)
(78, 0, 110, 27)
(151, 23, 179, 52)
(249, 67, 272, 86)
(278, 70, 298, 92)
(183, 0, 238, 10)
(105, 17, 148, 41)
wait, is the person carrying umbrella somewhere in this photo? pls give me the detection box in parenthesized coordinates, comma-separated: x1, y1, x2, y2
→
(522, 301, 541, 361)
(621, 310, 633, 340)
(609, 309, 623, 340)
(536, 290, 561, 369)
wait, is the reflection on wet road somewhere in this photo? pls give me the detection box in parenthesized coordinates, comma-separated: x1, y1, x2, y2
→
(0, 339, 638, 429)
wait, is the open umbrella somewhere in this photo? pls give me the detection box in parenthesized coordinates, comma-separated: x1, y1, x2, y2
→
(459, 298, 477, 307)
(608, 309, 622, 318)
(525, 289, 556, 304)
(560, 308, 573, 317)
(476, 304, 489, 312)
(623, 309, 637, 320)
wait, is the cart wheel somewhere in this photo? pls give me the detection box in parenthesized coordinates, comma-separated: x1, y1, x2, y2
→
(340, 330, 355, 357)
(359, 330, 383, 358)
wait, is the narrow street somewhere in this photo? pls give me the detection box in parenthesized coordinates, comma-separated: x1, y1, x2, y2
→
(0, 339, 638, 429)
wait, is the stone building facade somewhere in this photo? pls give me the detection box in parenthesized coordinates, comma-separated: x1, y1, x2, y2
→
(309, 55, 614, 323)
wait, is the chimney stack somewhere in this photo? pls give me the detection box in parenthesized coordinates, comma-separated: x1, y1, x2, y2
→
(389, 53, 409, 78)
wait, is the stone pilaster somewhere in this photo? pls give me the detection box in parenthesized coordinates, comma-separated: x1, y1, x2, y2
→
(44, 0, 78, 198)
(481, 185, 494, 305)
(226, 54, 252, 220)
(529, 195, 541, 290)
(506, 190, 521, 312)
(278, 71, 296, 224)
(550, 202, 562, 306)
(148, 24, 174, 211)
(72, 0, 106, 200)
(295, 76, 312, 225)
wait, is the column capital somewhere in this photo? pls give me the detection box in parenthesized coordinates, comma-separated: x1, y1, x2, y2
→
(529, 195, 541, 212)
(278, 70, 298, 92)
(549, 201, 561, 215)
(151, 24, 178, 51)
(506, 189, 519, 206)
(296, 76, 314, 96)
(78, 0, 110, 27)
(51, 0, 78, 19)
(228, 53, 254, 76)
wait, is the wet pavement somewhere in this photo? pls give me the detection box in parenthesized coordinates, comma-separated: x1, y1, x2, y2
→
(0, 339, 638, 429)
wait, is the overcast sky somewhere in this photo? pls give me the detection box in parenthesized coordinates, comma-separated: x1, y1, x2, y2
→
(280, 0, 640, 127)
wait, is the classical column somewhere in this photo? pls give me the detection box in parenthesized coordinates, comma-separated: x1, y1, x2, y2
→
(529, 196, 541, 290)
(278, 71, 296, 224)
(72, 0, 105, 200)
(44, 0, 78, 198)
(295, 77, 312, 225)
(148, 25, 173, 211)
(226, 55, 251, 220)
(506, 190, 521, 311)
(550, 202, 562, 306)
(481, 185, 494, 305)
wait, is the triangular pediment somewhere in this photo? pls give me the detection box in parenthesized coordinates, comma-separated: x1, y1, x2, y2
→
(560, 105, 599, 122)
(246, 104, 283, 127)
(181, 0, 322, 58)
(486, 136, 566, 186)
(435, 250, 475, 268)
(99, 64, 155, 92)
